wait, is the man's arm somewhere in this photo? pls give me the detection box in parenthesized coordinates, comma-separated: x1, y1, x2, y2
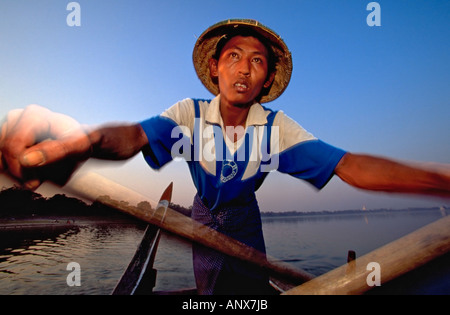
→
(88, 124, 148, 160)
(334, 153, 450, 198)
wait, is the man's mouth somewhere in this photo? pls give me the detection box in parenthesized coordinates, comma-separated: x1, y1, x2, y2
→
(234, 81, 249, 92)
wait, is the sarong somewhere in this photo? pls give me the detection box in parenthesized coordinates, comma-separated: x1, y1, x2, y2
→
(191, 194, 274, 295)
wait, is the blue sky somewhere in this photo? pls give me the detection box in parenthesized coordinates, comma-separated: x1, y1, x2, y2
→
(1, 0, 449, 211)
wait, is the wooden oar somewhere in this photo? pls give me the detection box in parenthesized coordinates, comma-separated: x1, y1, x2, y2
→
(63, 172, 314, 285)
(282, 214, 450, 295)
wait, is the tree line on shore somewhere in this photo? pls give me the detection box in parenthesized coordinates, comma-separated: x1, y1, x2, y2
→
(0, 186, 191, 220)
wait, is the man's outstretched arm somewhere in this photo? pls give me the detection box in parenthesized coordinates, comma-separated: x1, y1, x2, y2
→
(334, 152, 450, 198)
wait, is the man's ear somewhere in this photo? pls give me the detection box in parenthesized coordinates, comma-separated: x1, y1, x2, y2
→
(209, 58, 218, 78)
(264, 71, 276, 89)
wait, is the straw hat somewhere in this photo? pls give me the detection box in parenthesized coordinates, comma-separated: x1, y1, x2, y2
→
(193, 19, 293, 103)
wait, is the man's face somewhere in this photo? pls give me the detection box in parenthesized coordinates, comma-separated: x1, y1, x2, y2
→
(210, 36, 275, 109)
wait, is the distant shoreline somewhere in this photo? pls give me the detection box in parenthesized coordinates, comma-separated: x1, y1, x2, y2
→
(261, 206, 447, 218)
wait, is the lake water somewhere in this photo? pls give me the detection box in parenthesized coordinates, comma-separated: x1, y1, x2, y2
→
(0, 208, 446, 295)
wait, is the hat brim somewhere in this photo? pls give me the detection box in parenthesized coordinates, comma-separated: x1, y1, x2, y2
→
(192, 19, 292, 103)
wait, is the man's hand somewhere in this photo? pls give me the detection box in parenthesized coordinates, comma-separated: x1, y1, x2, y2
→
(0, 105, 92, 189)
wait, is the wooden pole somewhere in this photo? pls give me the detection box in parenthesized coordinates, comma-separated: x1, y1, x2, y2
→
(282, 214, 450, 295)
(64, 172, 314, 284)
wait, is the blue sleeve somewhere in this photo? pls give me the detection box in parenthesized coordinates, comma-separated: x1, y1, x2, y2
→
(139, 116, 186, 170)
(277, 140, 347, 189)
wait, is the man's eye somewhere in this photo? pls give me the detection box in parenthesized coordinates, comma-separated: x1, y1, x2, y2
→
(253, 57, 262, 64)
(230, 52, 239, 59)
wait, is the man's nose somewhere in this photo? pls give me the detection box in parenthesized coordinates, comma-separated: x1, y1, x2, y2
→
(237, 58, 251, 76)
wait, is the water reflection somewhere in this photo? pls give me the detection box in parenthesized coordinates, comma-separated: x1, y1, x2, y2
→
(0, 222, 145, 295)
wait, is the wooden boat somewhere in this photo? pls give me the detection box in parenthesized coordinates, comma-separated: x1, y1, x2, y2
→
(112, 183, 172, 295)
(108, 184, 450, 294)
(111, 224, 162, 295)
(282, 214, 450, 295)
(113, 213, 450, 295)
(64, 173, 450, 295)
(366, 251, 450, 295)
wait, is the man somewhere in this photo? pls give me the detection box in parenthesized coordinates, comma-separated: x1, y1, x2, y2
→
(0, 19, 449, 294)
